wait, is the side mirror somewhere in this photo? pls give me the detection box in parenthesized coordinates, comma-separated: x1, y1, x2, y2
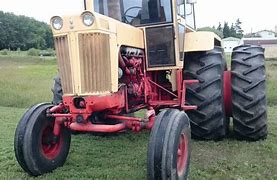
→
(187, 0, 197, 4)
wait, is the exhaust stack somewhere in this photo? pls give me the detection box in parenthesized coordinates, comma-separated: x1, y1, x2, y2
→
(84, 0, 93, 11)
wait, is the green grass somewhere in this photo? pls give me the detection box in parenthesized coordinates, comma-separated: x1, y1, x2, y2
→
(0, 56, 56, 108)
(0, 106, 276, 179)
(0, 56, 277, 179)
(0, 49, 55, 57)
(225, 53, 232, 68)
(0, 50, 28, 57)
(0, 106, 149, 179)
(267, 60, 277, 106)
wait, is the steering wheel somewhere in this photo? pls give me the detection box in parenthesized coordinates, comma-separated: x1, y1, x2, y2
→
(123, 6, 142, 24)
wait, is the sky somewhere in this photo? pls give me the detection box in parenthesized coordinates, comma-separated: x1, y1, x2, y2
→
(0, 0, 276, 33)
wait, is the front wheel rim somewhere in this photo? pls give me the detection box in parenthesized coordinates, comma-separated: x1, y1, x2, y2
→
(177, 133, 188, 176)
(40, 121, 62, 160)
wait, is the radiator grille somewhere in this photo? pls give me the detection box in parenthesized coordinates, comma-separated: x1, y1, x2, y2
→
(78, 33, 111, 93)
(54, 36, 73, 94)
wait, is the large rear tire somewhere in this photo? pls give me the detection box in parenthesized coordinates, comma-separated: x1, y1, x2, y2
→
(184, 47, 226, 140)
(231, 45, 267, 140)
(52, 75, 63, 105)
(147, 109, 191, 180)
(14, 103, 71, 176)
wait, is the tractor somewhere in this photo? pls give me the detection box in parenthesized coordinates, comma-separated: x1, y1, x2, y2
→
(14, 0, 267, 179)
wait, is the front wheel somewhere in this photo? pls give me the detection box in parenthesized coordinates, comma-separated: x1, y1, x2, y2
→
(14, 103, 71, 176)
(147, 109, 191, 180)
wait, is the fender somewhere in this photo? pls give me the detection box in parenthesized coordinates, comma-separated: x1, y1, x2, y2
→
(184, 31, 222, 52)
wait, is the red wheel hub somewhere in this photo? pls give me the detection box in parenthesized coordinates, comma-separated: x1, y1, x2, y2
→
(177, 133, 188, 176)
(224, 70, 232, 117)
(41, 122, 62, 159)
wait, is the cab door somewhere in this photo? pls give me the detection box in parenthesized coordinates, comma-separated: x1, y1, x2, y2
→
(144, 0, 177, 70)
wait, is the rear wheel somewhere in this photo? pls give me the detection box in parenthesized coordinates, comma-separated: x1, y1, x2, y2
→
(52, 75, 63, 105)
(14, 103, 71, 176)
(184, 47, 226, 140)
(223, 63, 231, 136)
(147, 109, 191, 180)
(231, 45, 267, 140)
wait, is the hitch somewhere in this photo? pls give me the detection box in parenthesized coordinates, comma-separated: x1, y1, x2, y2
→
(181, 79, 199, 111)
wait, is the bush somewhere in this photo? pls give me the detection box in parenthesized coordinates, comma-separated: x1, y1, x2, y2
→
(0, 49, 9, 55)
(47, 48, 56, 56)
(27, 48, 40, 56)
(39, 49, 56, 57)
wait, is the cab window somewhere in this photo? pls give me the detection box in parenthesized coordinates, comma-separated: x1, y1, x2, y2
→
(177, 0, 185, 17)
(185, 0, 195, 28)
(94, 0, 173, 26)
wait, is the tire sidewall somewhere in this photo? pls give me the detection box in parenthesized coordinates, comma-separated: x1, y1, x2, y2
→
(147, 109, 178, 179)
(153, 109, 180, 179)
(14, 103, 51, 174)
(166, 112, 191, 180)
(147, 109, 191, 180)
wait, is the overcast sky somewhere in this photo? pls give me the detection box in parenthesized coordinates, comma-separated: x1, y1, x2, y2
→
(0, 0, 276, 33)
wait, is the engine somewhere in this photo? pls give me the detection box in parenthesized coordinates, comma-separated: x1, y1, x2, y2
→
(118, 47, 145, 109)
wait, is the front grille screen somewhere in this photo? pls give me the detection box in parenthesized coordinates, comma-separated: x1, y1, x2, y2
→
(78, 33, 111, 93)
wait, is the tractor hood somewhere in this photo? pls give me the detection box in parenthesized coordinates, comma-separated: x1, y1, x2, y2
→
(49, 11, 144, 96)
(50, 11, 144, 49)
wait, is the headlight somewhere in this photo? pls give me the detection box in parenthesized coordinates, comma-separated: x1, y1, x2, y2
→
(51, 16, 63, 30)
(82, 12, 94, 26)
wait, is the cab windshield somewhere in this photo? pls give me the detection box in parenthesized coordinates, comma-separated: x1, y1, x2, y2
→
(93, 0, 173, 26)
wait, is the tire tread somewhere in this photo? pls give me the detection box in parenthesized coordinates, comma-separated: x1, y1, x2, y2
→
(184, 47, 226, 140)
(231, 45, 267, 140)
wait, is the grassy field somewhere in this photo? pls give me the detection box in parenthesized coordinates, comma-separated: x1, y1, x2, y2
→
(0, 56, 276, 179)
(0, 56, 56, 108)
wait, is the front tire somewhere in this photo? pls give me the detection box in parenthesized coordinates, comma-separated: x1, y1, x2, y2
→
(147, 109, 191, 180)
(231, 45, 267, 140)
(14, 103, 71, 176)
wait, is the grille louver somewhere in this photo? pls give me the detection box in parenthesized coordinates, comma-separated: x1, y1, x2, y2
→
(54, 36, 73, 94)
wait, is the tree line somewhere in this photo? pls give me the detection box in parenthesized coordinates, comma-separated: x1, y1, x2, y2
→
(0, 11, 53, 51)
(198, 19, 244, 39)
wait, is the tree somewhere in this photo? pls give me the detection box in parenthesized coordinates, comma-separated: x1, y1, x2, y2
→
(217, 22, 222, 32)
(0, 11, 54, 50)
(234, 18, 244, 38)
(229, 23, 237, 38)
(223, 22, 230, 38)
(198, 26, 224, 38)
(217, 20, 245, 39)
